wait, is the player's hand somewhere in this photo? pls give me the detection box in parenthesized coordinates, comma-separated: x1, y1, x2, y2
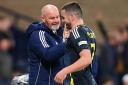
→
(54, 68, 67, 84)
(63, 24, 71, 39)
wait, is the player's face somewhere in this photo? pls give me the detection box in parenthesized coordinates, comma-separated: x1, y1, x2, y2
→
(41, 9, 60, 31)
(60, 10, 72, 29)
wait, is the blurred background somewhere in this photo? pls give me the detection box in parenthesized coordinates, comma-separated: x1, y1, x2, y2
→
(0, 0, 128, 85)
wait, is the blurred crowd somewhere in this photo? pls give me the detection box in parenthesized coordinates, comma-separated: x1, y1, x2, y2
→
(0, 14, 28, 85)
(94, 12, 128, 85)
(0, 12, 128, 85)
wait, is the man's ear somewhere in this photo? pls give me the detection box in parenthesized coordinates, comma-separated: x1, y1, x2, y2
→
(40, 16, 45, 22)
(69, 14, 75, 22)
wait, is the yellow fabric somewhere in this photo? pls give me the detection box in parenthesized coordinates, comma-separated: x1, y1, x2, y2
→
(70, 74, 74, 85)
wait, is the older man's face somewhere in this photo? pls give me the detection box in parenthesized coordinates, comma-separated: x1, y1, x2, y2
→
(41, 9, 60, 31)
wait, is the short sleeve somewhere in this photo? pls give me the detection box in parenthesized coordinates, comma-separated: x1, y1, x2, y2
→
(70, 27, 90, 54)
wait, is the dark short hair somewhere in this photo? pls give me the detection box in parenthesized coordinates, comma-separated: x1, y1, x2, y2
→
(62, 2, 83, 18)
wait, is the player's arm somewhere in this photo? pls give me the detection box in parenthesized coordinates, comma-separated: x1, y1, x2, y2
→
(54, 40, 92, 84)
(54, 49, 92, 84)
(63, 49, 92, 74)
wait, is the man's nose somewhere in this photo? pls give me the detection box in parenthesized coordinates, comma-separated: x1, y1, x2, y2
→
(54, 17, 60, 22)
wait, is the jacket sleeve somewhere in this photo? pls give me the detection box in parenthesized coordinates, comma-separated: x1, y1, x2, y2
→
(29, 31, 66, 61)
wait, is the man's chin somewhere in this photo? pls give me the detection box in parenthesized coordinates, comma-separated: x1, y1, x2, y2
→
(51, 26, 60, 31)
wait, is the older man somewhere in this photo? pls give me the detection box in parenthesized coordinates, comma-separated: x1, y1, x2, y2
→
(27, 4, 66, 85)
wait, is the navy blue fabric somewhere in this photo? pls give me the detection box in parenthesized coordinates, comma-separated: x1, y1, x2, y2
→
(26, 22, 66, 85)
(91, 55, 98, 78)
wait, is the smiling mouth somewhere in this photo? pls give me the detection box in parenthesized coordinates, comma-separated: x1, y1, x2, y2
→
(52, 24, 58, 25)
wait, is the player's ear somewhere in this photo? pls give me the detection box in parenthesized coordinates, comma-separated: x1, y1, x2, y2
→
(69, 14, 75, 22)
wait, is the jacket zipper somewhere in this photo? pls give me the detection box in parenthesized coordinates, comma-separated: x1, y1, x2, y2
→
(35, 62, 41, 85)
(49, 65, 51, 85)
